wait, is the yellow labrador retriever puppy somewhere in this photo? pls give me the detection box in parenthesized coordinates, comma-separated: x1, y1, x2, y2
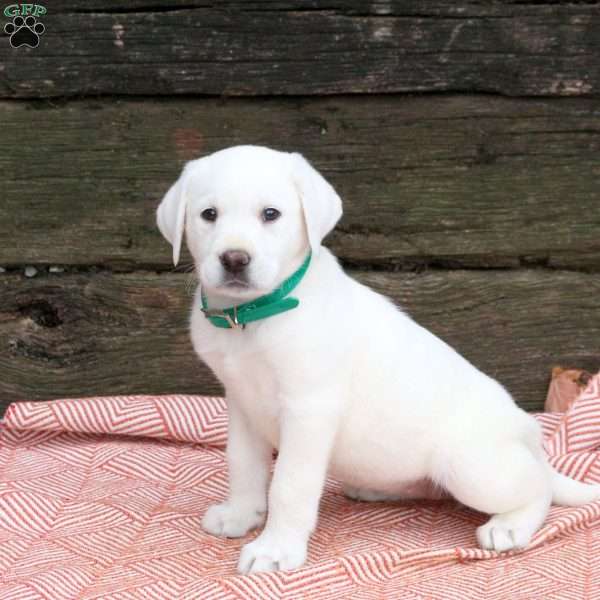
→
(157, 145, 600, 574)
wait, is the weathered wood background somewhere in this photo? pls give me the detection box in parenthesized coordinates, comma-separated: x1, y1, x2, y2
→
(1, 1, 599, 414)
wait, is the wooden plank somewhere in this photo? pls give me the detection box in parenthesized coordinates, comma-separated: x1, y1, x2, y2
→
(1, 268, 599, 414)
(1, 3, 599, 98)
(0, 269, 223, 413)
(1, 95, 599, 270)
(48, 1, 600, 16)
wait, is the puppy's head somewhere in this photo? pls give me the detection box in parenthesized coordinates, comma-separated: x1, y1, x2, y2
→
(156, 145, 342, 300)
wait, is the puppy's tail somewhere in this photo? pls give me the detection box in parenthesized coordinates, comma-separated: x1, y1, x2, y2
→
(521, 419, 600, 507)
(550, 468, 600, 507)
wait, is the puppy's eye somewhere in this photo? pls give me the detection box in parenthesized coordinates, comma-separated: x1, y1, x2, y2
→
(200, 207, 218, 222)
(262, 207, 281, 222)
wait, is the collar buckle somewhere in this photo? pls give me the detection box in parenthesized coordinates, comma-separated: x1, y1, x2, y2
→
(201, 306, 245, 329)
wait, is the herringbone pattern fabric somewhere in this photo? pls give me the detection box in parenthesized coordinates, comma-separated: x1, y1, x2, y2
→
(1, 376, 600, 599)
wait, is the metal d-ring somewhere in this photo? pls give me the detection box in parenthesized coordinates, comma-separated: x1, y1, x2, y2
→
(201, 306, 245, 329)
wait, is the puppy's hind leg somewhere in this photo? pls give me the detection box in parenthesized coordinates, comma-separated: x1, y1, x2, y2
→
(475, 493, 551, 552)
(437, 441, 552, 552)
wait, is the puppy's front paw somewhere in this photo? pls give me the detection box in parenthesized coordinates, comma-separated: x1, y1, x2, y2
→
(238, 532, 307, 573)
(202, 502, 265, 538)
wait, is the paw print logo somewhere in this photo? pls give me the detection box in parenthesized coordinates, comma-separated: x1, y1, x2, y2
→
(4, 15, 45, 48)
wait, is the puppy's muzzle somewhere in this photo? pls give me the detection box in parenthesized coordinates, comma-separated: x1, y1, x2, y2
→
(220, 250, 251, 274)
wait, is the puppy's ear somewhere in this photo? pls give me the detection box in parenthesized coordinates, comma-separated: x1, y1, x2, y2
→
(156, 165, 191, 266)
(290, 152, 342, 254)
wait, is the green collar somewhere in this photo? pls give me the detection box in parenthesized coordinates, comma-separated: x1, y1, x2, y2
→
(200, 252, 312, 329)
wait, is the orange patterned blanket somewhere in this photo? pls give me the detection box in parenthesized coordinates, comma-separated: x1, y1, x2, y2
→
(1, 375, 600, 599)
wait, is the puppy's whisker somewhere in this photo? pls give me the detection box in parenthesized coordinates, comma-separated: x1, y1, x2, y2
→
(171, 262, 195, 274)
(184, 271, 198, 297)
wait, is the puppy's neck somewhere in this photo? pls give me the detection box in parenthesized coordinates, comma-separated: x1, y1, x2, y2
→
(200, 289, 257, 310)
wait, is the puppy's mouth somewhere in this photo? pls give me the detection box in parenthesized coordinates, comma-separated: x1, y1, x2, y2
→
(213, 276, 272, 300)
(214, 276, 258, 298)
(222, 279, 249, 289)
(199, 262, 272, 299)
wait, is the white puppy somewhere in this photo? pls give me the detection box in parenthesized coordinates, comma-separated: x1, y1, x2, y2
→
(157, 145, 600, 574)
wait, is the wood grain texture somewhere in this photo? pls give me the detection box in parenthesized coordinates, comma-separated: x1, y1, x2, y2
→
(1, 95, 599, 269)
(1, 2, 599, 98)
(46, 1, 600, 14)
(1, 268, 599, 414)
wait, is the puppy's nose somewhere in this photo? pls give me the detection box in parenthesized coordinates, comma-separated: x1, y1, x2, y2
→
(220, 250, 251, 273)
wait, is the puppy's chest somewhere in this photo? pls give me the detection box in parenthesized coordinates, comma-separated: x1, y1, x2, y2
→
(214, 344, 283, 447)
